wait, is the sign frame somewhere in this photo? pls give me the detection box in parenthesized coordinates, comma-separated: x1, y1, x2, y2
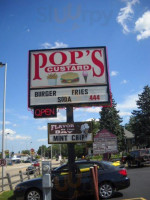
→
(48, 122, 93, 144)
(28, 46, 111, 108)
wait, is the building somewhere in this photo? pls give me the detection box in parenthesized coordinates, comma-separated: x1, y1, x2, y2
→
(124, 128, 135, 152)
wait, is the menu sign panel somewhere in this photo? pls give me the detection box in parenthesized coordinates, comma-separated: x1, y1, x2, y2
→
(93, 130, 118, 155)
(28, 47, 111, 108)
(48, 122, 93, 143)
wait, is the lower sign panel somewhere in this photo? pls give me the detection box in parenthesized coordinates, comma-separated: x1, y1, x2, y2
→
(49, 133, 93, 143)
(30, 86, 109, 107)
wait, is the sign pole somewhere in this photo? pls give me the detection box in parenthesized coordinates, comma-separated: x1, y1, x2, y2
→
(67, 106, 75, 172)
(66, 106, 76, 199)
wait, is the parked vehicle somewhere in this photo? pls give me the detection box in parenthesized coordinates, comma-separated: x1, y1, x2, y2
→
(121, 149, 150, 167)
(26, 166, 35, 175)
(14, 160, 130, 200)
(32, 161, 40, 167)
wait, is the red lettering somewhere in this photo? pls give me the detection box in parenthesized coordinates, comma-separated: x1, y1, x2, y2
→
(92, 50, 104, 77)
(41, 109, 45, 115)
(69, 51, 83, 64)
(35, 109, 41, 116)
(50, 108, 55, 115)
(35, 108, 56, 117)
(49, 52, 67, 65)
(33, 53, 47, 80)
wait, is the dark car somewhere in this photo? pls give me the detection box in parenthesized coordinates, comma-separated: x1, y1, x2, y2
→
(121, 149, 150, 167)
(14, 160, 130, 200)
(26, 166, 35, 175)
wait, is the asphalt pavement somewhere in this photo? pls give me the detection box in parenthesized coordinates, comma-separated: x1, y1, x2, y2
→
(110, 166, 150, 200)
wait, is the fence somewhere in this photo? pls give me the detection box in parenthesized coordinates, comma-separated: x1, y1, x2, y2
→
(0, 167, 41, 191)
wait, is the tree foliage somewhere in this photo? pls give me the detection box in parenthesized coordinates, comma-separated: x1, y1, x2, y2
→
(91, 119, 100, 135)
(126, 85, 150, 147)
(21, 150, 30, 155)
(99, 98, 125, 151)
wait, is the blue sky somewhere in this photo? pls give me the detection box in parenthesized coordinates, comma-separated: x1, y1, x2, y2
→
(0, 0, 150, 153)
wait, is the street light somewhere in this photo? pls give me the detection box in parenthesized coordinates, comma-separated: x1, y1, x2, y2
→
(0, 62, 7, 191)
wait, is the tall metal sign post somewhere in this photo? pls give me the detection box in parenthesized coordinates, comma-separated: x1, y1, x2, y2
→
(28, 46, 111, 200)
(0, 62, 7, 191)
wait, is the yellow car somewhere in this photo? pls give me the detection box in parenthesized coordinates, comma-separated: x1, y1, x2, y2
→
(111, 160, 121, 166)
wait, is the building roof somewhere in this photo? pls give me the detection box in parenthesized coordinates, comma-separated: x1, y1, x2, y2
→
(94, 129, 117, 138)
(124, 128, 134, 139)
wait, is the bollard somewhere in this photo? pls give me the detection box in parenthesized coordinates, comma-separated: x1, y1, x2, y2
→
(42, 161, 52, 200)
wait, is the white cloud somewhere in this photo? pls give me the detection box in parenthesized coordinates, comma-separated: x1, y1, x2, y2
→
(119, 111, 132, 117)
(51, 42, 68, 49)
(41, 42, 52, 49)
(135, 11, 150, 41)
(48, 112, 66, 122)
(14, 135, 31, 140)
(0, 128, 31, 141)
(86, 118, 99, 121)
(117, 93, 139, 111)
(121, 79, 128, 84)
(41, 41, 68, 49)
(75, 107, 102, 113)
(26, 28, 30, 32)
(110, 71, 119, 76)
(0, 121, 11, 125)
(38, 126, 47, 131)
(0, 128, 16, 135)
(19, 115, 30, 120)
(37, 138, 47, 142)
(37, 112, 66, 130)
(117, 0, 139, 34)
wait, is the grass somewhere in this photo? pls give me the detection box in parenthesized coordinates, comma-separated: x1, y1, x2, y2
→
(0, 191, 15, 200)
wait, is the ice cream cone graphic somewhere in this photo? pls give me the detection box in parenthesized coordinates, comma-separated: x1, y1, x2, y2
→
(82, 71, 88, 83)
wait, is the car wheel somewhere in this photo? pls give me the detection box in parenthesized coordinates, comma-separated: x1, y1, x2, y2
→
(137, 162, 141, 168)
(99, 182, 114, 199)
(127, 161, 131, 168)
(25, 189, 42, 200)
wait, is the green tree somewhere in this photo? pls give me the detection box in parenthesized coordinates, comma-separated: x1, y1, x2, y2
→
(91, 119, 100, 135)
(130, 85, 150, 147)
(99, 98, 125, 151)
(21, 150, 30, 155)
(37, 145, 47, 157)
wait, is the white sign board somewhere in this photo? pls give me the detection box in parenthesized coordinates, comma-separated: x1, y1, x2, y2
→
(93, 130, 118, 155)
(28, 47, 111, 108)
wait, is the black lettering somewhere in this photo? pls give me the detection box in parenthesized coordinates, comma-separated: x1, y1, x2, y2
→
(72, 89, 88, 95)
(35, 92, 38, 97)
(53, 135, 67, 141)
(58, 97, 61, 102)
(53, 136, 59, 141)
(68, 97, 71, 102)
(34, 91, 56, 97)
(85, 89, 88, 94)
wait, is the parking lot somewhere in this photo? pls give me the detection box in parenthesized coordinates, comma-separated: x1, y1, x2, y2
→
(1, 161, 150, 200)
(110, 166, 150, 200)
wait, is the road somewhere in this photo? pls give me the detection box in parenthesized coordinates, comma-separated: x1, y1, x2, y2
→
(111, 166, 150, 200)
(0, 159, 60, 192)
(0, 159, 60, 176)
